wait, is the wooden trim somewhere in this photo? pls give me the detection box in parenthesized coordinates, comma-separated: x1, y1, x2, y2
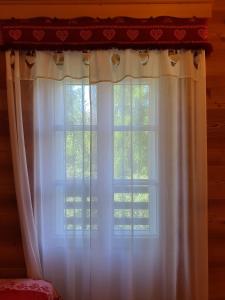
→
(0, 0, 213, 3)
(0, 3, 213, 18)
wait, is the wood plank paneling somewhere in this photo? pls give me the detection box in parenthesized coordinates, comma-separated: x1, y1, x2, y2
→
(0, 52, 26, 278)
(0, 3, 212, 18)
(207, 1, 225, 299)
(0, 0, 213, 3)
(0, 0, 223, 296)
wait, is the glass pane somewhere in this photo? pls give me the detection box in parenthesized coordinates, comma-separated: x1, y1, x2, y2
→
(114, 84, 154, 126)
(114, 131, 156, 180)
(132, 85, 150, 126)
(65, 85, 83, 125)
(64, 196, 98, 231)
(113, 190, 158, 234)
(114, 85, 131, 126)
(114, 193, 132, 202)
(65, 131, 97, 179)
(64, 84, 97, 126)
(132, 131, 148, 179)
(133, 193, 149, 202)
(114, 209, 132, 218)
(114, 131, 131, 179)
(66, 197, 82, 203)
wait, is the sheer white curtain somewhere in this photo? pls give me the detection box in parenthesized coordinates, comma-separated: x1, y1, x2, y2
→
(6, 49, 208, 300)
(5, 51, 42, 279)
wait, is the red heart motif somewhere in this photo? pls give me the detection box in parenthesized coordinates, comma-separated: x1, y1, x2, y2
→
(80, 30, 92, 41)
(33, 30, 45, 41)
(150, 29, 163, 40)
(103, 29, 116, 40)
(9, 29, 22, 41)
(174, 29, 186, 40)
(56, 30, 69, 42)
(126, 29, 139, 41)
(198, 28, 208, 40)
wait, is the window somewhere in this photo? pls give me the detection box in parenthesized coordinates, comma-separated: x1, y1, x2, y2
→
(54, 80, 158, 236)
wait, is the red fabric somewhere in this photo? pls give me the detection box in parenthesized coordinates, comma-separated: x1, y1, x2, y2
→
(0, 17, 212, 53)
(0, 279, 62, 300)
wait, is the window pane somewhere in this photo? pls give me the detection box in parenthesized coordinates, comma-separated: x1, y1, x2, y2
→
(113, 190, 157, 234)
(65, 131, 97, 179)
(133, 131, 148, 179)
(114, 85, 131, 126)
(114, 131, 156, 180)
(64, 195, 98, 231)
(65, 85, 83, 125)
(114, 84, 154, 126)
(114, 131, 131, 179)
(132, 85, 150, 126)
(64, 85, 97, 126)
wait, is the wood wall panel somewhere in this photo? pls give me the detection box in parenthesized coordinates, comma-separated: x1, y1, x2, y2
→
(0, 1, 224, 298)
(0, 52, 26, 278)
(208, 1, 225, 299)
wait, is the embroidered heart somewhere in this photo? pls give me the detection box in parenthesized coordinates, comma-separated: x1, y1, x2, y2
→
(9, 29, 22, 41)
(150, 29, 163, 40)
(198, 28, 208, 40)
(80, 30, 92, 41)
(174, 29, 186, 40)
(56, 30, 69, 42)
(103, 29, 116, 40)
(126, 29, 139, 41)
(33, 30, 45, 41)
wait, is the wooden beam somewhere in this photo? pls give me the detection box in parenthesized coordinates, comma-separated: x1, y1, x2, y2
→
(0, 0, 213, 3)
(0, 3, 213, 18)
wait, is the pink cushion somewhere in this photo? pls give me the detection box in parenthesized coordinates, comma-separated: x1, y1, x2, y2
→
(0, 279, 62, 300)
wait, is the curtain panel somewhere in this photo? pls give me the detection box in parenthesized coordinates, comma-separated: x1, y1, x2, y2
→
(5, 49, 208, 300)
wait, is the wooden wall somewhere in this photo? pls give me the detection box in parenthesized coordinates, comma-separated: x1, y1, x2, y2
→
(0, 53, 26, 278)
(207, 0, 225, 299)
(0, 1, 225, 298)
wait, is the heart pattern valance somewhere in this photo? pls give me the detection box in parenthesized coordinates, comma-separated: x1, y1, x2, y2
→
(0, 17, 212, 53)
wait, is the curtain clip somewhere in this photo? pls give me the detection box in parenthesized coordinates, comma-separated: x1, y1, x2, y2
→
(53, 51, 64, 66)
(82, 51, 91, 66)
(10, 49, 15, 69)
(168, 49, 180, 67)
(111, 53, 120, 68)
(193, 50, 201, 69)
(25, 50, 36, 69)
(139, 50, 149, 66)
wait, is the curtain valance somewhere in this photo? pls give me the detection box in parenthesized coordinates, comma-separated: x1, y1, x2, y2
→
(11, 49, 205, 83)
(0, 17, 211, 52)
